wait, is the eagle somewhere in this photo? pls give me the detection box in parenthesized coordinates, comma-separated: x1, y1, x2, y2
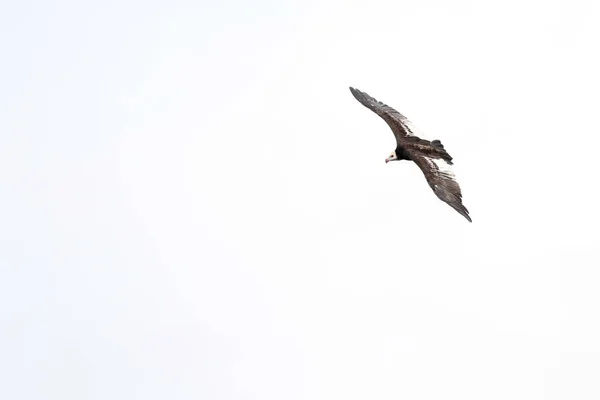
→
(350, 87, 472, 222)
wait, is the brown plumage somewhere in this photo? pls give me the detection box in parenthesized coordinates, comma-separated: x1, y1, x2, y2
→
(350, 87, 472, 222)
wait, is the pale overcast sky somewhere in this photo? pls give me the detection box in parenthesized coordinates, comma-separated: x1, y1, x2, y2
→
(2, 0, 600, 399)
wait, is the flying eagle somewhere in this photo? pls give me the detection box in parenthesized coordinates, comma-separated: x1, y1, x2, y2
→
(350, 87, 471, 222)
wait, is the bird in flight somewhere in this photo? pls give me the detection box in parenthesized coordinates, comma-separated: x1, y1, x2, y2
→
(350, 87, 472, 222)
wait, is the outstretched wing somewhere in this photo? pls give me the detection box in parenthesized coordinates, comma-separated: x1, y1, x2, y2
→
(349, 87, 427, 144)
(406, 148, 472, 222)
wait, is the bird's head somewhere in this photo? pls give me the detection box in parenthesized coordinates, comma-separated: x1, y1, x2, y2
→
(385, 151, 398, 163)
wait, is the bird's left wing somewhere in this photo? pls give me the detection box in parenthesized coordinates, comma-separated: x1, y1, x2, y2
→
(349, 87, 427, 144)
(406, 149, 472, 222)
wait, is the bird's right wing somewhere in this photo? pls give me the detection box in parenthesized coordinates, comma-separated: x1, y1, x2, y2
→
(406, 149, 472, 222)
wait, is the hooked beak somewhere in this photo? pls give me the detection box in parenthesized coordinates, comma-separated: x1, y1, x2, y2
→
(385, 157, 392, 163)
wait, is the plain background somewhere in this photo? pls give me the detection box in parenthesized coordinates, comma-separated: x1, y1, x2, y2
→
(2, 0, 600, 399)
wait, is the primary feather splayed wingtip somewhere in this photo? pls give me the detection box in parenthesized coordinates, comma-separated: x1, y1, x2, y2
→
(350, 86, 472, 222)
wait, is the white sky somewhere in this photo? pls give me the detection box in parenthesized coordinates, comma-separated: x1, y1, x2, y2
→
(2, 0, 600, 399)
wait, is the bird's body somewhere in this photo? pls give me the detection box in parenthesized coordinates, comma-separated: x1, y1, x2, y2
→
(349, 87, 472, 222)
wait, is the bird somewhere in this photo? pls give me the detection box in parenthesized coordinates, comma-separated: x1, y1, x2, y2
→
(349, 87, 472, 222)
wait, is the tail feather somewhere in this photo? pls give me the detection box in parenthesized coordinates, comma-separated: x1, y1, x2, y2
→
(431, 139, 445, 149)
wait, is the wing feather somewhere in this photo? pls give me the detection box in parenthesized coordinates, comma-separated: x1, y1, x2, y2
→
(349, 87, 427, 144)
(408, 151, 472, 222)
